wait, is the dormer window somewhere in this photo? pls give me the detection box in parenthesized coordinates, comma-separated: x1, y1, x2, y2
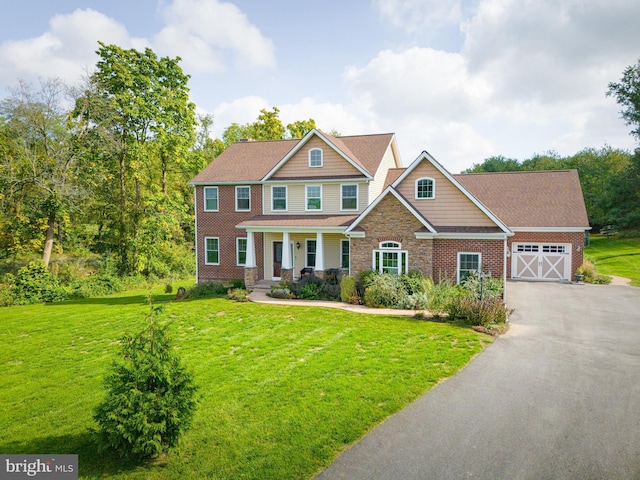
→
(416, 177, 435, 199)
(309, 148, 323, 167)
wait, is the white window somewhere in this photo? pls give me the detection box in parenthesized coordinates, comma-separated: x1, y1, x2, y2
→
(204, 186, 218, 211)
(235, 186, 250, 211)
(457, 252, 481, 284)
(372, 241, 408, 275)
(306, 239, 317, 268)
(309, 148, 323, 167)
(415, 177, 435, 199)
(341, 184, 358, 210)
(306, 185, 322, 211)
(236, 237, 247, 266)
(205, 237, 219, 265)
(272, 186, 287, 211)
(341, 240, 350, 269)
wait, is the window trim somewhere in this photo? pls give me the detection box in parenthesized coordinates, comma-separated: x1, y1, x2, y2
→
(305, 184, 322, 211)
(340, 239, 350, 269)
(235, 185, 251, 212)
(309, 148, 323, 167)
(305, 239, 317, 268)
(415, 177, 435, 200)
(203, 186, 219, 212)
(271, 185, 288, 212)
(340, 183, 358, 211)
(372, 241, 408, 275)
(236, 237, 247, 266)
(204, 236, 220, 265)
(457, 252, 481, 284)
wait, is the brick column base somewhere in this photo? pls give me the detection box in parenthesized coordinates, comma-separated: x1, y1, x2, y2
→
(281, 268, 293, 283)
(244, 267, 258, 288)
(314, 270, 325, 280)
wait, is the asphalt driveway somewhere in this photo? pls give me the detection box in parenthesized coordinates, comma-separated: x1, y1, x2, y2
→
(315, 281, 640, 479)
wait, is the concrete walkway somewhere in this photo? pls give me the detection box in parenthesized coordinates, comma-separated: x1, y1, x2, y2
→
(314, 281, 640, 480)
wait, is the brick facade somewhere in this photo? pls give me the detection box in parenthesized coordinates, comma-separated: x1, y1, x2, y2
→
(350, 194, 434, 278)
(195, 185, 264, 283)
(507, 231, 585, 279)
(433, 238, 505, 282)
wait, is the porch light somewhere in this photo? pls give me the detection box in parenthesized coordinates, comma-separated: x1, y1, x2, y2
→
(296, 242, 301, 250)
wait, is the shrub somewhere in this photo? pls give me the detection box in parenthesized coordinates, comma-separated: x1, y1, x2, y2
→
(13, 261, 69, 304)
(228, 278, 245, 289)
(293, 275, 323, 298)
(446, 296, 511, 327)
(577, 260, 612, 284)
(300, 282, 322, 300)
(340, 275, 358, 302)
(269, 287, 292, 299)
(322, 282, 341, 301)
(396, 292, 430, 310)
(227, 288, 249, 302)
(401, 271, 432, 295)
(427, 279, 466, 316)
(71, 274, 124, 298)
(461, 272, 504, 299)
(185, 281, 228, 299)
(363, 273, 407, 308)
(94, 311, 198, 460)
(165, 283, 173, 294)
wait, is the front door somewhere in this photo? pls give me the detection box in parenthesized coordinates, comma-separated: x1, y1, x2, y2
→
(273, 241, 283, 278)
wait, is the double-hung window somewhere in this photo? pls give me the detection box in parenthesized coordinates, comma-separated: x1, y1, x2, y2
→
(457, 252, 481, 283)
(205, 237, 219, 264)
(415, 178, 435, 199)
(236, 237, 247, 266)
(306, 239, 317, 268)
(373, 241, 408, 275)
(272, 186, 287, 211)
(235, 186, 250, 211)
(306, 185, 322, 211)
(309, 148, 323, 167)
(204, 186, 218, 211)
(341, 240, 350, 269)
(341, 184, 358, 210)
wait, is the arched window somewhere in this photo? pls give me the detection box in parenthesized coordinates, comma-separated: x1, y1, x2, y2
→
(415, 177, 435, 199)
(309, 148, 323, 167)
(373, 241, 408, 275)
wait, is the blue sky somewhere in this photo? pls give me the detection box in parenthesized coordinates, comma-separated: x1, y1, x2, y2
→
(1, 0, 638, 172)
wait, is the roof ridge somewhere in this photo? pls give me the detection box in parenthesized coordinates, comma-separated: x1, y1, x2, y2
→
(456, 169, 576, 176)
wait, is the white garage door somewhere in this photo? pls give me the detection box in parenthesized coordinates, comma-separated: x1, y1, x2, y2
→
(511, 243, 572, 281)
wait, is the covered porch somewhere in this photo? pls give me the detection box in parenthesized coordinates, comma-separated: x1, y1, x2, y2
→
(237, 215, 356, 287)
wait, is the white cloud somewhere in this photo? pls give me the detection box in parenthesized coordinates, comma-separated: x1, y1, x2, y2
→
(155, 0, 276, 73)
(374, 0, 463, 32)
(0, 9, 146, 85)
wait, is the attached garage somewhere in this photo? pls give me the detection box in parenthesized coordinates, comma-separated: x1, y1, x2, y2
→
(511, 243, 572, 281)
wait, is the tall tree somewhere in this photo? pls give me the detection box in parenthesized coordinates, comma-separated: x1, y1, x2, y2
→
(607, 58, 640, 141)
(72, 43, 197, 275)
(0, 78, 79, 265)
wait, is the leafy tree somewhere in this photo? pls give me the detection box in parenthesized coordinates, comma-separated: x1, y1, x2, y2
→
(607, 58, 640, 141)
(94, 303, 198, 460)
(286, 118, 316, 139)
(463, 155, 521, 173)
(72, 43, 197, 274)
(0, 78, 80, 265)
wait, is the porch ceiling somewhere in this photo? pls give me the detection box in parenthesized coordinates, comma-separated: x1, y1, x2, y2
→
(237, 214, 358, 230)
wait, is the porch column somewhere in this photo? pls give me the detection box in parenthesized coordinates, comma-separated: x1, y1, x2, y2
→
(281, 231, 294, 283)
(315, 232, 325, 276)
(244, 230, 258, 288)
(245, 231, 256, 268)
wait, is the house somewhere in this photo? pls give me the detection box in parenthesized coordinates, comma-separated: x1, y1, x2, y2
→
(190, 129, 590, 293)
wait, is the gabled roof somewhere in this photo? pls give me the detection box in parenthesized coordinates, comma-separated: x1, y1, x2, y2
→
(392, 151, 512, 234)
(455, 170, 590, 229)
(189, 130, 396, 184)
(346, 186, 438, 234)
(190, 139, 297, 183)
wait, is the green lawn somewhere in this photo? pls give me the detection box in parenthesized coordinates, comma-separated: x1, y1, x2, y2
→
(0, 286, 491, 479)
(586, 234, 640, 286)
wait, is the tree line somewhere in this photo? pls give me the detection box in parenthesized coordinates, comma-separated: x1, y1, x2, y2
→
(0, 43, 316, 277)
(1, 44, 639, 279)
